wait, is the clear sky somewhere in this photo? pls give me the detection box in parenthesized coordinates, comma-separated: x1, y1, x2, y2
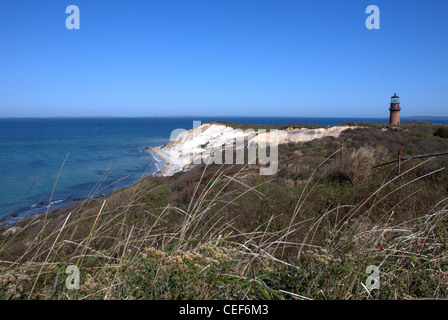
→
(1, 0, 447, 118)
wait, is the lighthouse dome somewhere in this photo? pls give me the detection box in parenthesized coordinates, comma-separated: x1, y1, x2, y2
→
(391, 93, 400, 104)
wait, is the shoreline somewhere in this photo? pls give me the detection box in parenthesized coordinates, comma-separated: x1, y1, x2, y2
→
(0, 194, 106, 227)
(2, 148, 167, 228)
(1, 121, 357, 228)
(3, 119, 433, 228)
(148, 146, 187, 177)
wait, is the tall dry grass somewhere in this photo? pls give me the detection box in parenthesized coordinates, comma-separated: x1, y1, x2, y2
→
(0, 146, 447, 300)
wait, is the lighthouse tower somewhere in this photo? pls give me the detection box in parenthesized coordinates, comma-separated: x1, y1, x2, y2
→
(389, 93, 401, 125)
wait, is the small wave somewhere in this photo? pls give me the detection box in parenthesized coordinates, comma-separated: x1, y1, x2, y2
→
(1, 197, 93, 227)
(147, 150, 163, 173)
(154, 161, 161, 172)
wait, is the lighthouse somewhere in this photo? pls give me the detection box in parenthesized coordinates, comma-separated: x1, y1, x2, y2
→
(389, 93, 401, 125)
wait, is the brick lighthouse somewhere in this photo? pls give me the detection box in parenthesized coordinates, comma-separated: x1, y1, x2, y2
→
(389, 93, 401, 125)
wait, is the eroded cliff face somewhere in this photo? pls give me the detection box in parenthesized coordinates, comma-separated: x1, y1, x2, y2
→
(165, 123, 253, 155)
(250, 126, 354, 144)
(150, 123, 355, 176)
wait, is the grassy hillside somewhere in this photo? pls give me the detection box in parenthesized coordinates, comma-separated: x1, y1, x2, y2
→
(1, 121, 448, 300)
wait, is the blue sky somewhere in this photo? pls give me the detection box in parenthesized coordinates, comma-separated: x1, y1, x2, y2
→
(0, 0, 447, 117)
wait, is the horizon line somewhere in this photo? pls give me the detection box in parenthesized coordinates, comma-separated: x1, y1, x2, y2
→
(1, 115, 448, 119)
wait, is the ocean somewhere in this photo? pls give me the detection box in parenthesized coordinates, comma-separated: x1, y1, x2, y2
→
(1, 116, 447, 225)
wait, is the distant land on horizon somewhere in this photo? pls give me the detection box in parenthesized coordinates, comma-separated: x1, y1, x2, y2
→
(402, 116, 448, 120)
(1, 115, 448, 120)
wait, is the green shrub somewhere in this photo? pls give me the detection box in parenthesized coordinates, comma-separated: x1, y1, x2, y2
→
(434, 127, 448, 139)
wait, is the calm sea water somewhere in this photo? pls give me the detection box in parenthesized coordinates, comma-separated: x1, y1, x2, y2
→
(1, 116, 447, 225)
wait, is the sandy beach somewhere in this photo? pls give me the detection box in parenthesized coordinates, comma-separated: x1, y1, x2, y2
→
(149, 146, 187, 176)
